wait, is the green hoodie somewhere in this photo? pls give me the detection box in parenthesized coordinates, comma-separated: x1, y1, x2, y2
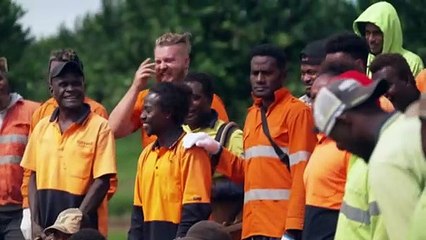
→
(353, 1, 424, 77)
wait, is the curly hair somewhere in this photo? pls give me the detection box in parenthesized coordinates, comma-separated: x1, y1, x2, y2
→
(369, 53, 415, 84)
(149, 82, 191, 125)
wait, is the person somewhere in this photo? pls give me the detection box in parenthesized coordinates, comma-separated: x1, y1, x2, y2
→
(128, 82, 212, 240)
(370, 53, 421, 112)
(109, 32, 229, 148)
(35, 208, 83, 240)
(178, 220, 232, 240)
(20, 56, 117, 238)
(302, 66, 367, 240)
(20, 49, 117, 237)
(313, 77, 426, 240)
(68, 229, 105, 240)
(404, 94, 426, 240)
(299, 39, 326, 105)
(324, 32, 369, 73)
(0, 57, 39, 240)
(183, 44, 317, 240)
(353, 1, 424, 77)
(183, 72, 244, 228)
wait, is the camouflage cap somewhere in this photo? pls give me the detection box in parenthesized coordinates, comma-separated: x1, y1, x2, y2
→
(44, 208, 83, 235)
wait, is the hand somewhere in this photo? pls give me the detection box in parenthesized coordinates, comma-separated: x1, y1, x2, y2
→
(182, 132, 220, 154)
(20, 208, 31, 240)
(132, 58, 156, 91)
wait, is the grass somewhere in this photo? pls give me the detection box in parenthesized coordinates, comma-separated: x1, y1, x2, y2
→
(108, 132, 142, 239)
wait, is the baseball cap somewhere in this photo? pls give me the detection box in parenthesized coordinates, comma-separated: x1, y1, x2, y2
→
(43, 208, 83, 235)
(178, 221, 232, 240)
(49, 58, 84, 79)
(313, 76, 389, 135)
(0, 57, 8, 73)
(300, 39, 326, 65)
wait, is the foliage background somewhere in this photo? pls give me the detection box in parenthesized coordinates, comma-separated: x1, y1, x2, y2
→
(2, 0, 425, 238)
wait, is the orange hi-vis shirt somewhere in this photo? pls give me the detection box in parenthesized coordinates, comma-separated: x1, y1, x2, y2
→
(304, 134, 350, 210)
(22, 96, 116, 208)
(0, 98, 38, 208)
(216, 88, 317, 238)
(132, 134, 212, 239)
(20, 105, 117, 236)
(132, 89, 229, 148)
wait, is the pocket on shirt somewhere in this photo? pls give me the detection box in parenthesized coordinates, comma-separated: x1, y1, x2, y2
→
(67, 147, 94, 180)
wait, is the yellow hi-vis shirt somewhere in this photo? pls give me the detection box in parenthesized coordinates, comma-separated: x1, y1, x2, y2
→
(334, 155, 388, 240)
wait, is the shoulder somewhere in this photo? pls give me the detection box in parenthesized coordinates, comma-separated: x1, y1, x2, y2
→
(402, 50, 423, 65)
(280, 96, 312, 118)
(85, 97, 106, 109)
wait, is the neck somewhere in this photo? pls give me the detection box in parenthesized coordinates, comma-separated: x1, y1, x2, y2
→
(359, 111, 394, 160)
(0, 93, 10, 111)
(58, 106, 84, 123)
(262, 97, 274, 109)
(188, 111, 212, 130)
(157, 126, 183, 147)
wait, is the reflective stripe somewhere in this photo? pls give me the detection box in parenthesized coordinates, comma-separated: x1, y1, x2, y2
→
(244, 145, 309, 166)
(0, 134, 28, 144)
(340, 201, 380, 225)
(289, 151, 310, 166)
(0, 155, 22, 165)
(244, 145, 288, 159)
(244, 189, 290, 204)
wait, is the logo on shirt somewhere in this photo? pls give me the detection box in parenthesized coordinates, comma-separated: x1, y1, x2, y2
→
(77, 140, 93, 148)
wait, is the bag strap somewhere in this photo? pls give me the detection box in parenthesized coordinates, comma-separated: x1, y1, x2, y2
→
(211, 121, 239, 174)
(260, 107, 291, 172)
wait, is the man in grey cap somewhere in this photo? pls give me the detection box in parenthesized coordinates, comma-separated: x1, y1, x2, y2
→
(313, 75, 426, 239)
(299, 39, 326, 106)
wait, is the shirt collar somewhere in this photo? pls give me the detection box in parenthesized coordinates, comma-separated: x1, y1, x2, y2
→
(49, 103, 91, 125)
(152, 131, 185, 150)
(253, 87, 290, 108)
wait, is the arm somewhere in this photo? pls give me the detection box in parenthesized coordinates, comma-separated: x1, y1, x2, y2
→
(176, 148, 212, 237)
(285, 108, 317, 234)
(79, 175, 111, 219)
(109, 58, 155, 138)
(216, 147, 245, 183)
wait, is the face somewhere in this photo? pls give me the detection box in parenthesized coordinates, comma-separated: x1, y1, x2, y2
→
(0, 73, 9, 95)
(300, 64, 321, 97)
(140, 92, 170, 136)
(365, 23, 383, 55)
(250, 56, 284, 99)
(184, 81, 211, 127)
(372, 66, 410, 111)
(154, 44, 189, 83)
(51, 72, 85, 110)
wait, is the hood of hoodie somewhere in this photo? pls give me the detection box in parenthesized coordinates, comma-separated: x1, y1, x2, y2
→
(353, 1, 403, 54)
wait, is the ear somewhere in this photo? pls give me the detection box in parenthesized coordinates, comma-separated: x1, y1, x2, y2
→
(185, 56, 190, 72)
(354, 59, 365, 72)
(48, 85, 53, 95)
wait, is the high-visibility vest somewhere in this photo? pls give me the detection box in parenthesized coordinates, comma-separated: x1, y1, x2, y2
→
(0, 99, 38, 207)
(334, 156, 389, 240)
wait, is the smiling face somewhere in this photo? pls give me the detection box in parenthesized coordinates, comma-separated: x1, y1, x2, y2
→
(184, 81, 212, 128)
(140, 92, 171, 137)
(250, 56, 283, 99)
(154, 44, 189, 83)
(51, 71, 85, 110)
(301, 63, 321, 97)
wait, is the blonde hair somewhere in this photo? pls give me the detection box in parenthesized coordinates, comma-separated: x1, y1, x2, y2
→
(155, 32, 192, 55)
